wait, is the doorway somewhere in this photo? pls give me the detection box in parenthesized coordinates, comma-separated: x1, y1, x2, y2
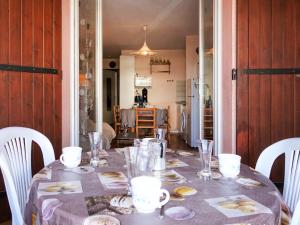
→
(103, 69, 118, 125)
(73, 0, 222, 152)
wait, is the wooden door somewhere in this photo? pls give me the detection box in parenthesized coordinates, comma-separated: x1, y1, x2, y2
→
(236, 0, 300, 183)
(0, 0, 61, 221)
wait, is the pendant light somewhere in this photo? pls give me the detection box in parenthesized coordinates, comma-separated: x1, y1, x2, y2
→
(131, 25, 157, 56)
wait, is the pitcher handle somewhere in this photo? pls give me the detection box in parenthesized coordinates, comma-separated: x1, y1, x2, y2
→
(158, 189, 170, 208)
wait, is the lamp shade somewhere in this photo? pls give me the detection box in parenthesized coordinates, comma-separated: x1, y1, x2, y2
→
(131, 25, 157, 56)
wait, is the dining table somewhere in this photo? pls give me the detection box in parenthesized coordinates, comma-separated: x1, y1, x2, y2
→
(25, 148, 290, 225)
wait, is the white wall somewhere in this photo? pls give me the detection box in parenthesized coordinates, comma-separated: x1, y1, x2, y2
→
(119, 55, 135, 108)
(121, 50, 186, 132)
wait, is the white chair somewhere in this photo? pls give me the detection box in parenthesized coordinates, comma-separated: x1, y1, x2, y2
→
(255, 138, 300, 213)
(291, 199, 300, 225)
(0, 127, 55, 225)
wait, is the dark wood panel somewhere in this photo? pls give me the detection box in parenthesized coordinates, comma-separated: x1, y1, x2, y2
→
(236, 0, 249, 164)
(32, 0, 45, 174)
(0, 0, 11, 222)
(270, 0, 296, 182)
(0, 0, 9, 128)
(44, 0, 55, 146)
(9, 0, 22, 126)
(257, 0, 272, 163)
(248, 0, 272, 168)
(295, 0, 300, 136)
(237, 0, 299, 183)
(54, 0, 62, 158)
(270, 0, 285, 144)
(22, 0, 34, 128)
(248, 0, 261, 168)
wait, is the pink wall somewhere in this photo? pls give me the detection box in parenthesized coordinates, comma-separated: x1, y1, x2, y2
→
(221, 0, 236, 153)
(61, 0, 72, 147)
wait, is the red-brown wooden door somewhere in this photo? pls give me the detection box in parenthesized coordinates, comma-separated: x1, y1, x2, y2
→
(0, 0, 61, 221)
(236, 0, 300, 183)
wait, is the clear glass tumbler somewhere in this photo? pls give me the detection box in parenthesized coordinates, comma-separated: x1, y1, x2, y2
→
(135, 148, 155, 176)
(88, 132, 102, 167)
(124, 147, 139, 194)
(124, 147, 139, 180)
(197, 139, 214, 179)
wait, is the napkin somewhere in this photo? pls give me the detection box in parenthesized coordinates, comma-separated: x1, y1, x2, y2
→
(42, 198, 63, 221)
(33, 167, 52, 182)
(27, 167, 52, 202)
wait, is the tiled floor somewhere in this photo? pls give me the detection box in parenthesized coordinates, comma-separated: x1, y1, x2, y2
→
(167, 133, 195, 151)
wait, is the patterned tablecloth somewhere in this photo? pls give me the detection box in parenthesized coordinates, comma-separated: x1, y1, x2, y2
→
(25, 149, 289, 225)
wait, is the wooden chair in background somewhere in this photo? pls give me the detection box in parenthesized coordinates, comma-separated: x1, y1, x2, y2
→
(162, 106, 170, 134)
(135, 108, 156, 138)
(113, 105, 121, 134)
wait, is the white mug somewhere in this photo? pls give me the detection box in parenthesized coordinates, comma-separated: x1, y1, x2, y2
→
(60, 147, 82, 168)
(131, 176, 170, 213)
(218, 154, 241, 178)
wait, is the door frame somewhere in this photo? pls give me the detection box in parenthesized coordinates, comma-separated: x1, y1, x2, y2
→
(199, 0, 224, 155)
(70, 0, 103, 145)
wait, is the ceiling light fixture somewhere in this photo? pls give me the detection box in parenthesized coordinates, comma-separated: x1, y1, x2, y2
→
(131, 25, 158, 56)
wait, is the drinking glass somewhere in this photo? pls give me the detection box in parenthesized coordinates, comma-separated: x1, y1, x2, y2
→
(124, 147, 139, 180)
(197, 139, 214, 179)
(88, 132, 102, 167)
(124, 147, 139, 194)
(136, 148, 155, 176)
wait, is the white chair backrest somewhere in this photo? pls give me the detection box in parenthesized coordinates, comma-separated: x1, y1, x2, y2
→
(291, 199, 300, 225)
(255, 138, 300, 213)
(0, 127, 55, 225)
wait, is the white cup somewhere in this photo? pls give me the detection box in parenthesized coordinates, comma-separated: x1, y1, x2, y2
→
(60, 147, 82, 168)
(218, 154, 241, 178)
(131, 176, 170, 213)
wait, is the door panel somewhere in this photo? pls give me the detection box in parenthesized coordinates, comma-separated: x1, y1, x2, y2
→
(236, 0, 300, 183)
(0, 0, 62, 221)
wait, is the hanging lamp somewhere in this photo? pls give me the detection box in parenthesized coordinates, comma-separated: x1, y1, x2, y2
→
(131, 25, 158, 56)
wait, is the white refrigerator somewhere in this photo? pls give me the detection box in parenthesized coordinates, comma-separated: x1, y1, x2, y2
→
(185, 78, 200, 147)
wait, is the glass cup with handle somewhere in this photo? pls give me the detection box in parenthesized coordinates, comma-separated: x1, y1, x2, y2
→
(88, 131, 102, 167)
(197, 139, 214, 180)
(131, 176, 170, 213)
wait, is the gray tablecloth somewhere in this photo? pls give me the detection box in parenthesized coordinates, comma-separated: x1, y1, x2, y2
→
(25, 150, 284, 225)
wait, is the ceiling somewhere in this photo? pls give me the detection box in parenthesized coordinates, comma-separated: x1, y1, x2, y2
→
(103, 0, 199, 57)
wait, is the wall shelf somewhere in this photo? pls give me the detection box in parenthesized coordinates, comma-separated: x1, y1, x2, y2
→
(150, 57, 171, 74)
